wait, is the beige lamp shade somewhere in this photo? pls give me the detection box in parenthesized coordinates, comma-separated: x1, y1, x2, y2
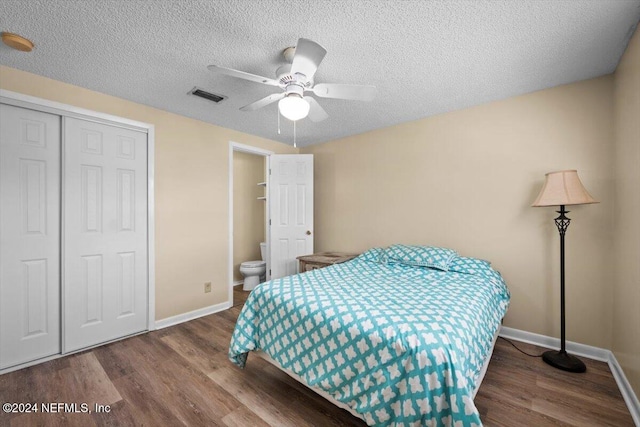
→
(532, 170, 599, 207)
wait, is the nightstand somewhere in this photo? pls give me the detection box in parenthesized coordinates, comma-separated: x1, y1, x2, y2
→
(297, 252, 359, 272)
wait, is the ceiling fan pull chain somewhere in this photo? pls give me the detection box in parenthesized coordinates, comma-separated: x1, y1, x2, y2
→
(277, 108, 281, 134)
(294, 120, 297, 148)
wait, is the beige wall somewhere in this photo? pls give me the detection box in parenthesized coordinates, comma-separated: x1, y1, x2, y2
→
(0, 66, 297, 320)
(233, 152, 266, 282)
(613, 26, 640, 397)
(302, 76, 615, 349)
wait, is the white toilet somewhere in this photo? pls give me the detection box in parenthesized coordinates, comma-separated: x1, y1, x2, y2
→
(240, 242, 266, 291)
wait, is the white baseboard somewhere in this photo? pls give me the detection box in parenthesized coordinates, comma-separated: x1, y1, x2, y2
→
(233, 280, 244, 286)
(499, 326, 610, 361)
(154, 301, 232, 330)
(609, 352, 640, 426)
(500, 326, 639, 426)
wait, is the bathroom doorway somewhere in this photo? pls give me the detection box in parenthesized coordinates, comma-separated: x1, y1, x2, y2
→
(228, 142, 273, 306)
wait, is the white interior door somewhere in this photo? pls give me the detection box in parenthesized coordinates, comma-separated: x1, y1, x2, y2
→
(0, 104, 61, 369)
(269, 154, 313, 279)
(64, 117, 148, 353)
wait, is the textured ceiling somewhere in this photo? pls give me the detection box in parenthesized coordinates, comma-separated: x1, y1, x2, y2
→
(1, 1, 639, 147)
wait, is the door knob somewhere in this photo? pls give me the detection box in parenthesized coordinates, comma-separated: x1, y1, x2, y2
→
(306, 230, 312, 235)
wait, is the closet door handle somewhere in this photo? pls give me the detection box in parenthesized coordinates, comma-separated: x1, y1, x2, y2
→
(306, 230, 312, 235)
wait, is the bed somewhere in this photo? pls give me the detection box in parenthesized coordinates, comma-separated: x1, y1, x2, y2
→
(229, 245, 510, 426)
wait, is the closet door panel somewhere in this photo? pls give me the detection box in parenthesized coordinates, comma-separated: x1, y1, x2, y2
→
(64, 118, 147, 353)
(0, 104, 61, 369)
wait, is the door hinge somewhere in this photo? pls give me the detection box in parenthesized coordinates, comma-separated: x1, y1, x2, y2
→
(269, 269, 271, 275)
(269, 219, 271, 225)
(269, 169, 271, 175)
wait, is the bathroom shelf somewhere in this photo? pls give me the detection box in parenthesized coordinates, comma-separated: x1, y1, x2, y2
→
(257, 182, 267, 201)
(257, 182, 266, 201)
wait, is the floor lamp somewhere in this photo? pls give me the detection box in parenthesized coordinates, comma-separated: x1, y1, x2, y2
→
(532, 170, 598, 373)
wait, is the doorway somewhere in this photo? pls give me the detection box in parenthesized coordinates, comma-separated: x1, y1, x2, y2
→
(228, 142, 272, 306)
(228, 143, 315, 308)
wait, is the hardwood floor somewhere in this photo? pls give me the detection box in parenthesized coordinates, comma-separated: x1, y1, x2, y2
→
(233, 284, 250, 307)
(0, 290, 634, 426)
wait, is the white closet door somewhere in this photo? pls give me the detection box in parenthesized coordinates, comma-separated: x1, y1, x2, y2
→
(0, 104, 61, 369)
(64, 118, 148, 353)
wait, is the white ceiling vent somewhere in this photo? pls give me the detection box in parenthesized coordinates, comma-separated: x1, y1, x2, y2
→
(189, 87, 226, 103)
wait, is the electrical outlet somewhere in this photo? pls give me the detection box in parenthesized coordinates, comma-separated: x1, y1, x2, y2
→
(204, 282, 211, 293)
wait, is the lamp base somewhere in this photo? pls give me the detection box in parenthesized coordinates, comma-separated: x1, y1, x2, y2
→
(542, 350, 586, 373)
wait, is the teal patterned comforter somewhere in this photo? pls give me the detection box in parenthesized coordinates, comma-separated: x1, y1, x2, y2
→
(229, 255, 510, 426)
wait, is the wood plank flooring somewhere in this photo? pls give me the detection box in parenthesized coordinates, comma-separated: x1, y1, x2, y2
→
(0, 287, 634, 426)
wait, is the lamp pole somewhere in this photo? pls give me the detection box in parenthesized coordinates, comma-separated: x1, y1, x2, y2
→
(542, 204, 586, 372)
(556, 205, 569, 353)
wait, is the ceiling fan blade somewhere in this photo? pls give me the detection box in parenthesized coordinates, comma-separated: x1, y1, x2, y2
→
(304, 96, 329, 122)
(290, 38, 327, 80)
(240, 93, 285, 111)
(207, 65, 279, 86)
(312, 83, 377, 101)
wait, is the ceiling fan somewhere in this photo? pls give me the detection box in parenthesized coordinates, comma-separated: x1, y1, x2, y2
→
(208, 38, 377, 122)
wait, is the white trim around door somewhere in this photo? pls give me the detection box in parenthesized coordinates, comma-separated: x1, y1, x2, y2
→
(0, 89, 156, 338)
(228, 141, 273, 306)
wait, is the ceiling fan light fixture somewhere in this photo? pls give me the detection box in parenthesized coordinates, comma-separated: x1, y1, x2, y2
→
(208, 38, 376, 124)
(278, 94, 310, 121)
